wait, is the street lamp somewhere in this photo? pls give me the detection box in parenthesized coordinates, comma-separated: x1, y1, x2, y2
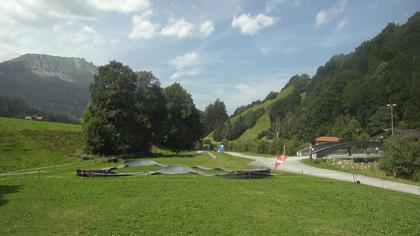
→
(386, 104, 397, 136)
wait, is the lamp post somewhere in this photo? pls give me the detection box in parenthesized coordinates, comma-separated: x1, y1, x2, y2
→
(386, 104, 397, 136)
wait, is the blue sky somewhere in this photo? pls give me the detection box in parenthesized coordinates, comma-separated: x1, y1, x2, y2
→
(0, 0, 419, 113)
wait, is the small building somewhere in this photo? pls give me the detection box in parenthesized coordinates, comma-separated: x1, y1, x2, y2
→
(316, 136, 340, 144)
(24, 115, 44, 121)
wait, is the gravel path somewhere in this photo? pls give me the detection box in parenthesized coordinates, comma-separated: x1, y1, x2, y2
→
(227, 152, 420, 196)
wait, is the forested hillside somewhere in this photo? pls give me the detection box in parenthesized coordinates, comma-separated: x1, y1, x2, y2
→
(210, 12, 420, 155)
(0, 95, 79, 123)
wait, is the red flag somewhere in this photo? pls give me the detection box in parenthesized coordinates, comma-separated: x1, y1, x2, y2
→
(274, 154, 287, 169)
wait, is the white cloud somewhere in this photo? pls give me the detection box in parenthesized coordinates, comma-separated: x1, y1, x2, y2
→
(161, 19, 215, 38)
(0, 0, 151, 31)
(0, 1, 93, 29)
(170, 71, 182, 81)
(199, 21, 215, 37)
(88, 0, 150, 13)
(129, 14, 159, 39)
(315, 11, 328, 27)
(168, 52, 205, 82)
(232, 13, 277, 36)
(110, 38, 120, 46)
(315, 0, 347, 28)
(337, 19, 348, 29)
(161, 18, 194, 38)
(234, 83, 253, 94)
(64, 25, 106, 45)
(170, 52, 200, 69)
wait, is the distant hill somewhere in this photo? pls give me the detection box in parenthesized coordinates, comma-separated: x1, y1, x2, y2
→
(0, 54, 97, 119)
(211, 12, 420, 155)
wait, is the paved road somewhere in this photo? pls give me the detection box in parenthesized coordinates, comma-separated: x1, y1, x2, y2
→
(227, 152, 420, 196)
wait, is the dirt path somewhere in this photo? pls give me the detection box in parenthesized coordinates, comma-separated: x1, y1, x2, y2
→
(227, 152, 420, 196)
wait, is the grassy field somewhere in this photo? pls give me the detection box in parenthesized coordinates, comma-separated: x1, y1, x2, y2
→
(2, 158, 419, 235)
(1, 117, 420, 235)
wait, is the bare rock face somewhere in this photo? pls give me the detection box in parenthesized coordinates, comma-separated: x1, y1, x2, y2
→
(11, 54, 97, 83)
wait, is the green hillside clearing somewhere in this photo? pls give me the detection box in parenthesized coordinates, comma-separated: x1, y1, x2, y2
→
(229, 85, 294, 125)
(236, 113, 270, 141)
(0, 117, 81, 172)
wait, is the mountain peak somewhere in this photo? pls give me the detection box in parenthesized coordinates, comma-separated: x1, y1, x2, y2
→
(10, 53, 97, 83)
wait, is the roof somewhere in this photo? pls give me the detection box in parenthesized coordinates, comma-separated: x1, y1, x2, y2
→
(316, 136, 340, 143)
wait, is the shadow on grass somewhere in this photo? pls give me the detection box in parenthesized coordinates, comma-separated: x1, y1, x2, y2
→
(161, 153, 197, 158)
(0, 185, 22, 207)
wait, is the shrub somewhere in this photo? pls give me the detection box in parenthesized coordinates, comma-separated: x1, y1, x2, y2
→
(379, 135, 420, 181)
(256, 140, 270, 154)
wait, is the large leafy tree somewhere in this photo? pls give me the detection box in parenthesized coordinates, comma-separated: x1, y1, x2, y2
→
(83, 61, 157, 155)
(137, 71, 168, 146)
(202, 98, 228, 138)
(163, 83, 203, 153)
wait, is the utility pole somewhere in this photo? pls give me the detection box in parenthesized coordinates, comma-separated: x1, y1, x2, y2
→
(386, 104, 397, 136)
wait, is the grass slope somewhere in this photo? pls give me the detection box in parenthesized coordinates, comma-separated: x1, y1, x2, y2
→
(225, 86, 294, 144)
(237, 113, 270, 141)
(205, 86, 295, 143)
(229, 86, 294, 125)
(0, 117, 81, 172)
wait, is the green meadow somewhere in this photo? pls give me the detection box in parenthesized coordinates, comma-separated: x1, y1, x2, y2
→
(1, 117, 419, 235)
